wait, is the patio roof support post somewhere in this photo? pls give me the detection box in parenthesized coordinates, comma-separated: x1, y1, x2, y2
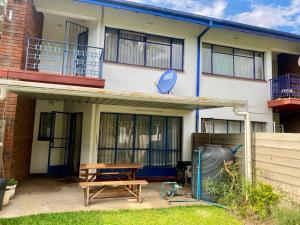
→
(233, 107, 252, 184)
(196, 22, 212, 132)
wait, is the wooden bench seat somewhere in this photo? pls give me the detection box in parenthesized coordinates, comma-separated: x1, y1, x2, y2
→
(79, 180, 148, 206)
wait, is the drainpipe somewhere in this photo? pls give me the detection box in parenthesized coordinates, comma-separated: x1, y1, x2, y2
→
(233, 107, 252, 184)
(196, 22, 212, 132)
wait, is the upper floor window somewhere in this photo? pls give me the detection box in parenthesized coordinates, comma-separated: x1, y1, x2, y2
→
(202, 43, 264, 80)
(104, 27, 184, 70)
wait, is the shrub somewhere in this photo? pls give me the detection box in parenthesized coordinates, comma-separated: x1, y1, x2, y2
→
(272, 203, 300, 225)
(205, 161, 280, 221)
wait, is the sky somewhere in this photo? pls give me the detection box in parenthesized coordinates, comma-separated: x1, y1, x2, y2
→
(130, 0, 300, 34)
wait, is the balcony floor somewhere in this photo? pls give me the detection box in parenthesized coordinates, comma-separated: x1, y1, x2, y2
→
(0, 68, 105, 89)
(268, 98, 300, 112)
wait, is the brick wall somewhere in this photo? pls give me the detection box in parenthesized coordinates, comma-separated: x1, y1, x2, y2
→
(0, 0, 43, 180)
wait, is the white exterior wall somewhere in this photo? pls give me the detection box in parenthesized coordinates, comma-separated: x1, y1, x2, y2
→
(31, 1, 300, 169)
(30, 100, 97, 174)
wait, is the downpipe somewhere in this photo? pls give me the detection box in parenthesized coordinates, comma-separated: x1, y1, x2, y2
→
(233, 107, 252, 184)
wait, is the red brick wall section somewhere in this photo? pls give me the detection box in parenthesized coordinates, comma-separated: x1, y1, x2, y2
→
(0, 0, 43, 180)
(0, 0, 44, 69)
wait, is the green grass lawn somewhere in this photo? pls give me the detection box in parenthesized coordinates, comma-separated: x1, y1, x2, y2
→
(0, 206, 242, 225)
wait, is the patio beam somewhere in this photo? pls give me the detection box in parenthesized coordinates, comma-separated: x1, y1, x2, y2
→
(0, 79, 246, 111)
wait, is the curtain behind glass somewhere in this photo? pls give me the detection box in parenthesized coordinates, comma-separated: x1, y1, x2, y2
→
(213, 46, 233, 76)
(116, 114, 134, 163)
(98, 113, 117, 163)
(201, 119, 214, 133)
(228, 121, 241, 133)
(234, 49, 254, 78)
(119, 31, 145, 66)
(151, 116, 166, 166)
(213, 120, 227, 133)
(135, 115, 150, 165)
(172, 39, 184, 70)
(104, 28, 118, 62)
(167, 118, 182, 167)
(255, 52, 264, 79)
(202, 44, 212, 73)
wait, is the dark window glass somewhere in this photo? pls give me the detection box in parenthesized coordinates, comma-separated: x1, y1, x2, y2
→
(104, 27, 184, 70)
(98, 113, 182, 167)
(38, 113, 52, 141)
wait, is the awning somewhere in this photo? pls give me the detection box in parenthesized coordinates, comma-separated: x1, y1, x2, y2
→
(0, 79, 246, 110)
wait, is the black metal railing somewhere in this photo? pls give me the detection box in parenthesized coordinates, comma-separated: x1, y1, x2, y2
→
(25, 37, 104, 78)
(270, 74, 300, 100)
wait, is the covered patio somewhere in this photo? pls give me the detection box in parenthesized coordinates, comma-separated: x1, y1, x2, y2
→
(0, 79, 250, 217)
(0, 177, 200, 218)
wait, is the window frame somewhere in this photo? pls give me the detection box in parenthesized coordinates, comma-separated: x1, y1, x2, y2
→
(201, 118, 267, 133)
(98, 112, 183, 167)
(38, 112, 52, 141)
(104, 27, 185, 71)
(202, 43, 265, 80)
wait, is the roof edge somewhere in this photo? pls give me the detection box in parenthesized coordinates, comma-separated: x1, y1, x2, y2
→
(75, 0, 300, 43)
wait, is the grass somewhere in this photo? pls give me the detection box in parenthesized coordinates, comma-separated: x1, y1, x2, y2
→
(0, 206, 242, 225)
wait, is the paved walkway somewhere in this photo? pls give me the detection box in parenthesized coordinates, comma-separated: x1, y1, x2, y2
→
(0, 177, 199, 218)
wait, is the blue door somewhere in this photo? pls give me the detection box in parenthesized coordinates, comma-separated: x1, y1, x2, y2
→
(47, 112, 82, 177)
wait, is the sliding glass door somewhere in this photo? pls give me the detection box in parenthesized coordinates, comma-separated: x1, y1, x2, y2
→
(98, 113, 182, 168)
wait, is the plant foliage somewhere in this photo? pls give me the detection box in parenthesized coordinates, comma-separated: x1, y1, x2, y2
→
(205, 161, 280, 221)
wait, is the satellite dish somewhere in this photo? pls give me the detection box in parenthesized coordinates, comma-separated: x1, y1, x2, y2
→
(156, 70, 177, 94)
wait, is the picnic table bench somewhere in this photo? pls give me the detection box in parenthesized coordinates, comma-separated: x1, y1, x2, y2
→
(79, 163, 148, 206)
(80, 180, 148, 206)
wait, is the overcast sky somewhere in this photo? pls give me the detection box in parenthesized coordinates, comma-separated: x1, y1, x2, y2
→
(130, 0, 300, 34)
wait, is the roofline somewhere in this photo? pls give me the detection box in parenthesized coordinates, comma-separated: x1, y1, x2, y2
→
(74, 0, 300, 43)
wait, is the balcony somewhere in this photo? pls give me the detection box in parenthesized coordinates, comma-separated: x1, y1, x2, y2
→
(268, 74, 300, 112)
(0, 37, 105, 88)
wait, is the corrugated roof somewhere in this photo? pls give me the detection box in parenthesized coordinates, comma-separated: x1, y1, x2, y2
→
(0, 79, 246, 110)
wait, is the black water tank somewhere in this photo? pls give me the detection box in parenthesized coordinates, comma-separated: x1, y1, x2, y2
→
(0, 178, 6, 210)
(192, 144, 234, 201)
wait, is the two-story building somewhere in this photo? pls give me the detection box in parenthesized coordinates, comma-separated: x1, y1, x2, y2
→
(0, 0, 300, 181)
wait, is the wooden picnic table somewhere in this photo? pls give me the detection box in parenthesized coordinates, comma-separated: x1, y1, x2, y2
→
(79, 163, 147, 206)
(80, 163, 143, 182)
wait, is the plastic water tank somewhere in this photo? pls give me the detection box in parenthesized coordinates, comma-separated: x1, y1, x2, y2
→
(192, 144, 234, 202)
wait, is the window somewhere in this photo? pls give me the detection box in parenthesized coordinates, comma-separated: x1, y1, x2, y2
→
(98, 113, 182, 167)
(38, 112, 52, 141)
(202, 43, 264, 80)
(201, 118, 266, 133)
(104, 27, 184, 70)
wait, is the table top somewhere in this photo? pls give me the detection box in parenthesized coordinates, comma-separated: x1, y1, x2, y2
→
(80, 163, 143, 170)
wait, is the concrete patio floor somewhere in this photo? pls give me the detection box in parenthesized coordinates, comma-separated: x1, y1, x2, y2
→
(0, 177, 201, 218)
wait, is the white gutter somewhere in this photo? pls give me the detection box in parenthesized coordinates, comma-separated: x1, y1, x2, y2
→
(233, 107, 252, 184)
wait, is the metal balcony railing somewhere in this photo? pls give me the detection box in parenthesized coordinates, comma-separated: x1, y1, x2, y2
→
(25, 37, 104, 78)
(270, 74, 300, 100)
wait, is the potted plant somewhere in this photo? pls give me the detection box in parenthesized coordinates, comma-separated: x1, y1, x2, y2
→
(6, 178, 17, 198)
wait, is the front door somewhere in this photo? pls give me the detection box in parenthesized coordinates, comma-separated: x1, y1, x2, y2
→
(47, 112, 82, 177)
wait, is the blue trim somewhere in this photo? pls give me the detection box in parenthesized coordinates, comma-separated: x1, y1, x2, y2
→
(75, 0, 300, 43)
(196, 27, 211, 133)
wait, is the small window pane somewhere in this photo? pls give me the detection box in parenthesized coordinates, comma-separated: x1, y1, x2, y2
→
(234, 55, 254, 78)
(146, 42, 170, 69)
(255, 52, 264, 80)
(213, 46, 233, 54)
(228, 121, 241, 133)
(234, 49, 253, 57)
(104, 28, 118, 62)
(202, 44, 212, 73)
(213, 120, 227, 133)
(172, 39, 184, 70)
(201, 119, 213, 133)
(38, 113, 52, 141)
